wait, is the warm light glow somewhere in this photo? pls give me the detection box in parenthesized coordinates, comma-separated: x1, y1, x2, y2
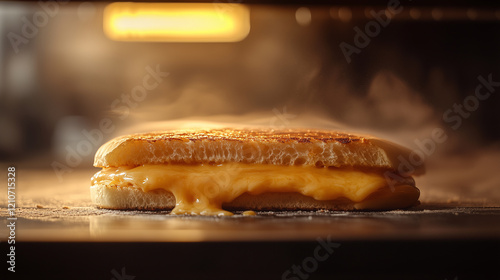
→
(295, 7, 311, 26)
(103, 3, 250, 42)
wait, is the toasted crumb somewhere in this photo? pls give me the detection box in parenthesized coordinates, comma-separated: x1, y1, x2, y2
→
(62, 206, 70, 209)
(36, 205, 44, 209)
(242, 210, 256, 216)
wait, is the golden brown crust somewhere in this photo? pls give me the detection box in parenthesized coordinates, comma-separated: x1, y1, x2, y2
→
(94, 128, 424, 175)
(113, 129, 368, 144)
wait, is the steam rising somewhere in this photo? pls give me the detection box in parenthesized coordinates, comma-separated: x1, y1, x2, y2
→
(109, 69, 500, 205)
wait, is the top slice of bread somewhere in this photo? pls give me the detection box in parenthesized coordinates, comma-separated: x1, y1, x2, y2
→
(94, 128, 424, 174)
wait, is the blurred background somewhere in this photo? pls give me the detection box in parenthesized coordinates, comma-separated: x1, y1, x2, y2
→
(0, 1, 499, 203)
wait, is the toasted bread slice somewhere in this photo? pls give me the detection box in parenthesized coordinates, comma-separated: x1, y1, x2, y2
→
(90, 184, 420, 211)
(94, 128, 424, 175)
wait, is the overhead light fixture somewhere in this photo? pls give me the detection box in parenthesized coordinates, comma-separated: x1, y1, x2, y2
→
(103, 2, 250, 42)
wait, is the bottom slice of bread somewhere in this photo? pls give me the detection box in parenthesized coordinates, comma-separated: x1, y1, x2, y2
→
(90, 184, 420, 212)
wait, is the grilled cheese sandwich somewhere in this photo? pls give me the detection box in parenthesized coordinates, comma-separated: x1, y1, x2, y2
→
(90, 129, 422, 215)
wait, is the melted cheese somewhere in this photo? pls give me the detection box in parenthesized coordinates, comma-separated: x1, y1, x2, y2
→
(91, 163, 409, 216)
